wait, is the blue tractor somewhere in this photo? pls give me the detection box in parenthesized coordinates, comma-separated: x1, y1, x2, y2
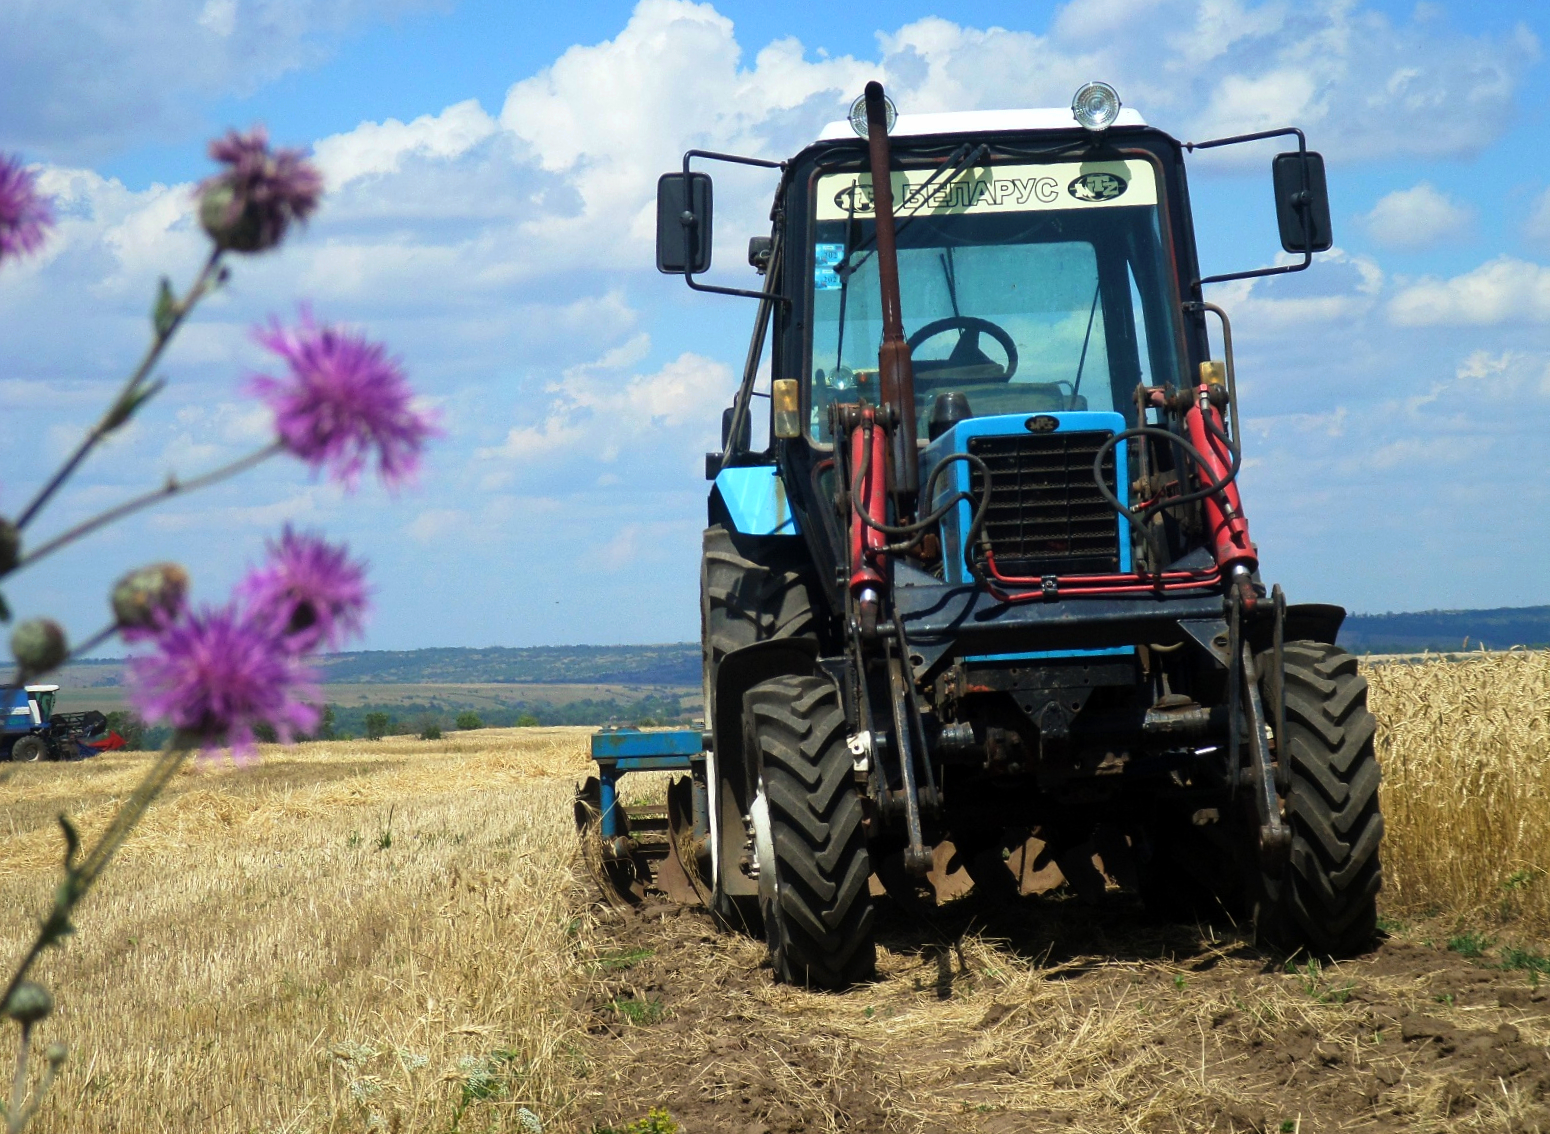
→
(583, 81, 1382, 988)
(1, 684, 114, 762)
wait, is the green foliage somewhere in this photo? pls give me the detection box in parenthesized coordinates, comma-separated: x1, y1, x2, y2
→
(454, 711, 483, 731)
(591, 947, 653, 973)
(1499, 945, 1550, 975)
(515, 713, 540, 728)
(419, 721, 442, 741)
(593, 1108, 680, 1134)
(314, 703, 338, 741)
(363, 712, 391, 740)
(606, 996, 665, 1026)
(1284, 958, 1354, 1004)
(1448, 931, 1492, 958)
(446, 1048, 525, 1133)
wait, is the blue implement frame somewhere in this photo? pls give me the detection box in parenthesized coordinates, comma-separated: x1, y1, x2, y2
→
(589, 727, 708, 840)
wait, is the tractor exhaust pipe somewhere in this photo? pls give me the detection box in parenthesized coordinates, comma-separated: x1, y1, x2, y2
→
(863, 80, 918, 511)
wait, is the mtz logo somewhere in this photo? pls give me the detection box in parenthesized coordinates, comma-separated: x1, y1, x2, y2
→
(833, 183, 875, 213)
(1068, 172, 1127, 202)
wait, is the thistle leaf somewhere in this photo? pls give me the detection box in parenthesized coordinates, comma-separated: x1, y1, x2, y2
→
(152, 276, 177, 338)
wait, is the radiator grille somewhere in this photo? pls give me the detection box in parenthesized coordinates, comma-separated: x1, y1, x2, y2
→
(967, 430, 1121, 577)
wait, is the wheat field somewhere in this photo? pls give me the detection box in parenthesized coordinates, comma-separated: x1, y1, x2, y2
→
(0, 651, 1546, 1132)
(1369, 649, 1550, 930)
(0, 729, 600, 1134)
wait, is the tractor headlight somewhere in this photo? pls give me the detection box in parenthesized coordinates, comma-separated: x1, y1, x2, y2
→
(848, 91, 897, 139)
(1071, 81, 1122, 131)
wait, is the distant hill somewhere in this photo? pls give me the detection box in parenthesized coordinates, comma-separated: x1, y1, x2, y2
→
(1338, 606, 1550, 654)
(56, 643, 701, 689)
(50, 604, 1550, 691)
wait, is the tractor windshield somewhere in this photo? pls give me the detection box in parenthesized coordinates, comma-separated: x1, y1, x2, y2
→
(808, 158, 1182, 442)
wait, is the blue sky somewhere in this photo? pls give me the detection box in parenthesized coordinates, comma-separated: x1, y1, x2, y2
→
(1, 0, 1548, 651)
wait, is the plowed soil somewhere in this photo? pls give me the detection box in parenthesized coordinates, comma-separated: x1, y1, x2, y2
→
(573, 891, 1550, 1133)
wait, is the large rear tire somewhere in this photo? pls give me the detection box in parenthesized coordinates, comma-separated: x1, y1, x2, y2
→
(701, 525, 820, 928)
(1256, 641, 1383, 956)
(744, 675, 875, 989)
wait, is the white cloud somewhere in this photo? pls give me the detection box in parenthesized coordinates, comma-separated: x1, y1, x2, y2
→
(1388, 257, 1550, 326)
(1524, 187, 1550, 245)
(1361, 183, 1472, 250)
(478, 344, 730, 475)
(0, 0, 442, 163)
(312, 101, 498, 188)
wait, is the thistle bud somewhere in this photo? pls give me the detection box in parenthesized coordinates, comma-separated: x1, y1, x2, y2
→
(196, 128, 322, 255)
(44, 1042, 66, 1068)
(112, 563, 189, 639)
(11, 618, 66, 677)
(4, 981, 53, 1025)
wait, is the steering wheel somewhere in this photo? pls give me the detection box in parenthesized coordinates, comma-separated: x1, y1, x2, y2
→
(906, 315, 1019, 382)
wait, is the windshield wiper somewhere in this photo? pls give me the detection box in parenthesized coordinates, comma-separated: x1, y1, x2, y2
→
(1071, 280, 1102, 407)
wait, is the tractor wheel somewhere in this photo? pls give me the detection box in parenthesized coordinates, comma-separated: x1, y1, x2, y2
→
(743, 674, 875, 989)
(701, 525, 820, 928)
(1255, 641, 1383, 956)
(11, 736, 46, 763)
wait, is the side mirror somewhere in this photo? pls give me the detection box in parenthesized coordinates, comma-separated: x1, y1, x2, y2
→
(656, 172, 713, 275)
(1272, 151, 1332, 254)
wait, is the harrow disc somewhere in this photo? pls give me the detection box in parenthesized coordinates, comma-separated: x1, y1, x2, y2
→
(573, 775, 707, 908)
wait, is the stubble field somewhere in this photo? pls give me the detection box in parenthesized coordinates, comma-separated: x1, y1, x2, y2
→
(1, 651, 1548, 1133)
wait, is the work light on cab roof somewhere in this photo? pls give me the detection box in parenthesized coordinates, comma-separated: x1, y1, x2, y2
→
(848, 91, 896, 138)
(1071, 80, 1122, 131)
(635, 78, 1377, 991)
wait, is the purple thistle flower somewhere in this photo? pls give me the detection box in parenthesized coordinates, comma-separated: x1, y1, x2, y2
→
(127, 603, 319, 756)
(238, 527, 369, 654)
(0, 153, 53, 264)
(197, 126, 322, 254)
(249, 309, 436, 489)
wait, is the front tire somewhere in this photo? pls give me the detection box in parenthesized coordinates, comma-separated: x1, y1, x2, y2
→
(743, 675, 875, 989)
(11, 736, 46, 763)
(701, 525, 821, 929)
(1256, 642, 1383, 956)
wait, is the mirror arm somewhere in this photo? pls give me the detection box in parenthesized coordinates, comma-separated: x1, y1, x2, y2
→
(680, 148, 791, 303)
(1184, 126, 1315, 290)
(718, 231, 786, 475)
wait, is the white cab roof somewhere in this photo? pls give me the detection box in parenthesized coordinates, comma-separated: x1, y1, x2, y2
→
(816, 107, 1148, 143)
(24, 685, 59, 693)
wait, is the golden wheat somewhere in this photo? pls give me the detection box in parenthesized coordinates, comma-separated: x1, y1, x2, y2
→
(1366, 649, 1550, 930)
(0, 728, 597, 1134)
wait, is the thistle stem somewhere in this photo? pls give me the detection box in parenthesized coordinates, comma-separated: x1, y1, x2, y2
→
(14, 444, 281, 575)
(7, 1025, 28, 1134)
(12, 248, 225, 536)
(0, 741, 192, 1016)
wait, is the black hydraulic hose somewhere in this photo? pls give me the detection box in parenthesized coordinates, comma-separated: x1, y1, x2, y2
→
(1091, 418, 1242, 533)
(851, 443, 991, 538)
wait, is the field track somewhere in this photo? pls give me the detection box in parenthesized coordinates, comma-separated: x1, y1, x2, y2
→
(0, 651, 1547, 1132)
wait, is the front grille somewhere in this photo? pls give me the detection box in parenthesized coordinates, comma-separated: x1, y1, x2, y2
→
(967, 430, 1121, 577)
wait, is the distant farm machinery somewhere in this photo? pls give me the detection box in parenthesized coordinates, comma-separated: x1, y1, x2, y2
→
(1, 684, 123, 762)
